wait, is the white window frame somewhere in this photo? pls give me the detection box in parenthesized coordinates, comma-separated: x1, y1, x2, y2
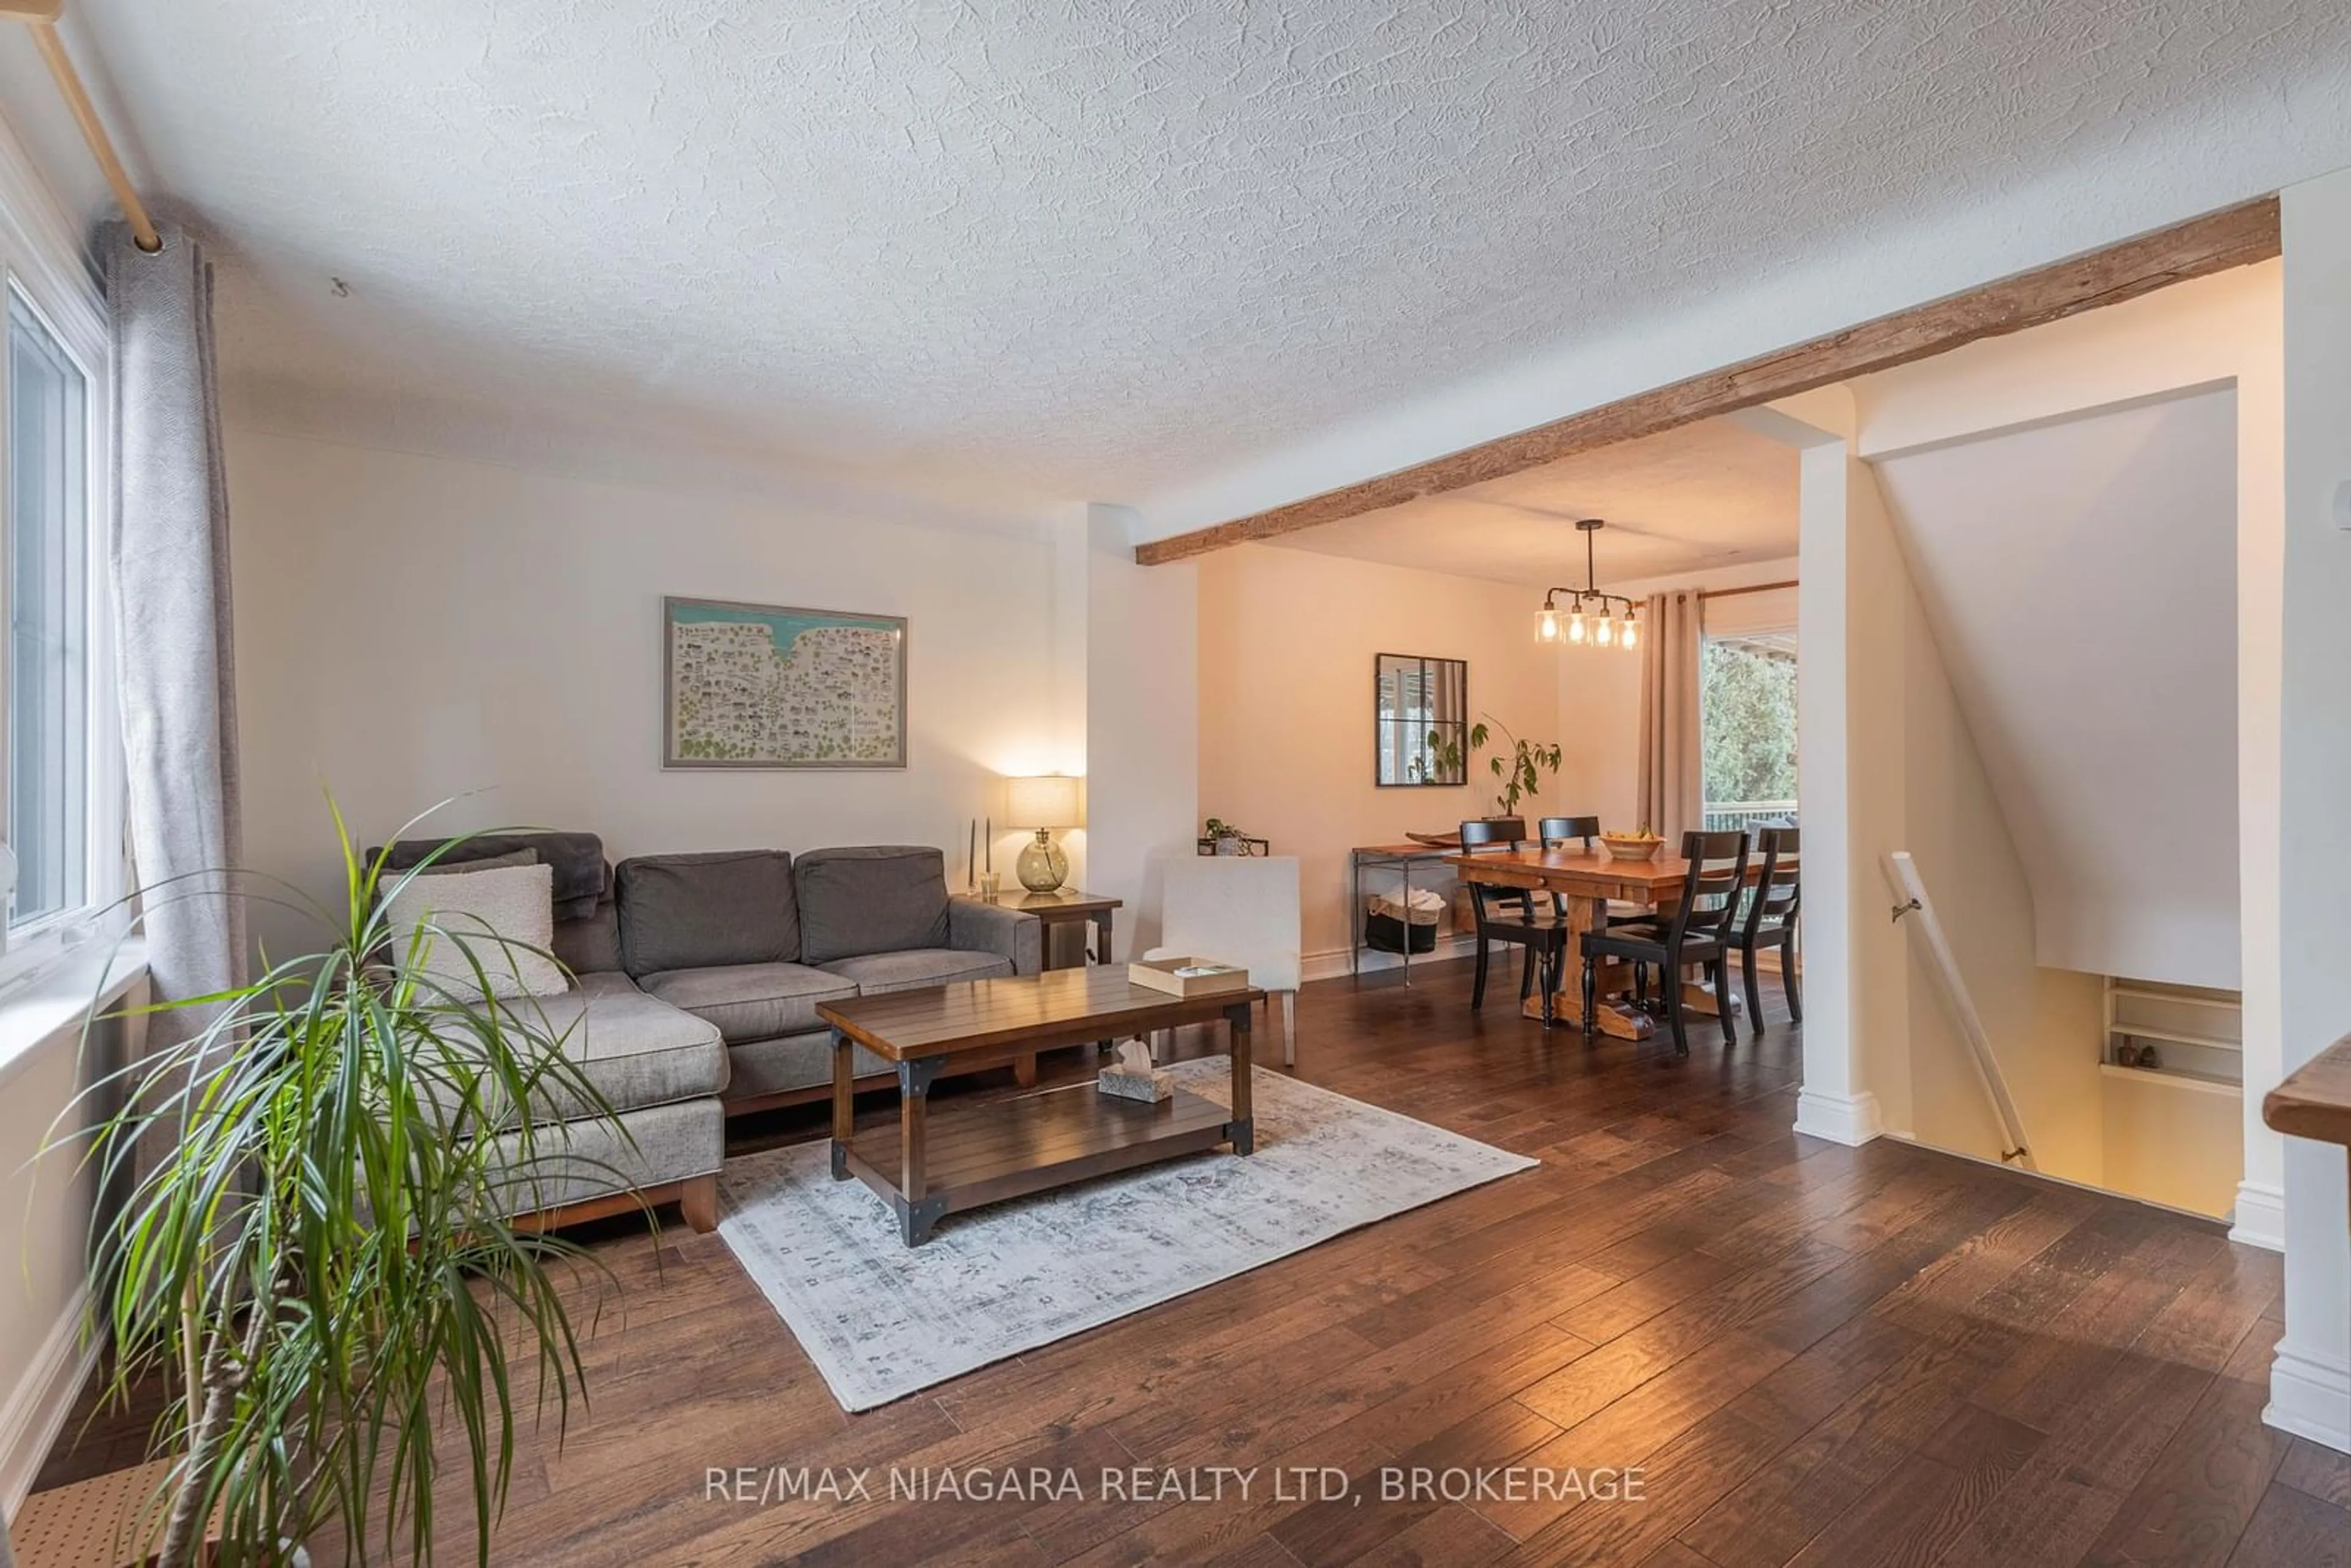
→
(0, 110, 125, 993)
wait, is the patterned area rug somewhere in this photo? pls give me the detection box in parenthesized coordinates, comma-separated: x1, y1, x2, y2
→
(716, 1058, 1539, 1411)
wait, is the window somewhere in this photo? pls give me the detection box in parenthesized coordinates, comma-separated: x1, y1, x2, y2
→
(6, 291, 89, 929)
(1700, 629, 1798, 833)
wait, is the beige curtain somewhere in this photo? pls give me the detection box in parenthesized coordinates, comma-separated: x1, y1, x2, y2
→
(1636, 590, 1704, 844)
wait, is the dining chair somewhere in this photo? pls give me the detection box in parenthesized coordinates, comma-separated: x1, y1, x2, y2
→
(1580, 830, 1750, 1056)
(1457, 818, 1568, 1021)
(1144, 855, 1304, 1063)
(1543, 812, 1649, 951)
(1537, 816, 1599, 849)
(1723, 826, 1801, 1030)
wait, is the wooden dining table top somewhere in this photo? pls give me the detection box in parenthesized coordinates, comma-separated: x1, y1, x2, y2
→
(1442, 844, 1717, 901)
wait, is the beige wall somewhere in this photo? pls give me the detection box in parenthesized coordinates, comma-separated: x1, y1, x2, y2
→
(1197, 544, 1562, 964)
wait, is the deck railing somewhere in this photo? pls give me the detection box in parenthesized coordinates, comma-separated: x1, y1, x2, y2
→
(1703, 800, 1798, 835)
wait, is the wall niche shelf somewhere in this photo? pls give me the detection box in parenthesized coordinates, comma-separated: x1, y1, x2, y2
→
(2102, 975, 2243, 1087)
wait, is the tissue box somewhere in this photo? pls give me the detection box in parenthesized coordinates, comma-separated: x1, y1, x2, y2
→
(1098, 1065, 1174, 1102)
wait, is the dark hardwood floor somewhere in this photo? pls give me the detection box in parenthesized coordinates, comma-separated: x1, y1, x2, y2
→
(33, 956, 2347, 1566)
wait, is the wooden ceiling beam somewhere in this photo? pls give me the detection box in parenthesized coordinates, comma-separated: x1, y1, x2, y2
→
(1133, 195, 2281, 566)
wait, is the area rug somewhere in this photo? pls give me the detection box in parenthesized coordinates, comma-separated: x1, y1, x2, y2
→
(714, 1059, 1538, 1411)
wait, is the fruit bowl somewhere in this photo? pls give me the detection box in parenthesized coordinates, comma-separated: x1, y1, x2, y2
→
(1600, 833, 1665, 862)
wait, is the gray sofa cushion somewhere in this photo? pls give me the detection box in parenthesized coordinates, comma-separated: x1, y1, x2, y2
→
(725, 1032, 894, 1102)
(637, 961, 858, 1044)
(409, 847, 537, 875)
(795, 846, 951, 963)
(375, 832, 609, 920)
(552, 902, 623, 975)
(617, 850, 797, 975)
(432, 970, 727, 1126)
(816, 947, 1013, 995)
(487, 1095, 725, 1215)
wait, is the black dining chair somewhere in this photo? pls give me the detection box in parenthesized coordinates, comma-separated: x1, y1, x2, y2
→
(1580, 830, 1750, 1056)
(1534, 814, 1601, 921)
(1537, 816, 1599, 850)
(1457, 818, 1569, 1021)
(1724, 826, 1801, 1030)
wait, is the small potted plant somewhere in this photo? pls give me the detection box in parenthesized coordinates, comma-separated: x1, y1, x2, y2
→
(1204, 817, 1252, 855)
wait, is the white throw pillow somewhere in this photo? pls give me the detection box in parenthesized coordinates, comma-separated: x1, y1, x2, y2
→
(382, 861, 568, 1000)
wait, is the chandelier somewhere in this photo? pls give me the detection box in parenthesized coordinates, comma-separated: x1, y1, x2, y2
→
(1535, 518, 1640, 651)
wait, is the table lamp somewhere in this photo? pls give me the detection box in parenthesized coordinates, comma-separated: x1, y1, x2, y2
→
(1005, 775, 1082, 893)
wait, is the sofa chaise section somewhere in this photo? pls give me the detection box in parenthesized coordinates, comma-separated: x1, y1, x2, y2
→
(375, 834, 729, 1233)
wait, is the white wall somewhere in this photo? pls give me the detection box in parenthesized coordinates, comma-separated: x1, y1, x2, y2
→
(1870, 390, 2241, 989)
(2271, 166, 2351, 1454)
(1900, 571, 2106, 1184)
(1849, 261, 2287, 1247)
(228, 429, 1067, 936)
(1084, 505, 1196, 960)
(1790, 405, 2105, 1171)
(1196, 544, 1562, 964)
(0, 970, 139, 1515)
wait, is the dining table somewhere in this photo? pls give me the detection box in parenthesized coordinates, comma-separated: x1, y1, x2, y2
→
(1442, 843, 1755, 1040)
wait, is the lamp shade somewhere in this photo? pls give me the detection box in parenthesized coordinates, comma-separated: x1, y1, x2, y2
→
(1004, 774, 1083, 829)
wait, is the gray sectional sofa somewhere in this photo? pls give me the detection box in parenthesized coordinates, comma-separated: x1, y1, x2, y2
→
(377, 833, 1043, 1232)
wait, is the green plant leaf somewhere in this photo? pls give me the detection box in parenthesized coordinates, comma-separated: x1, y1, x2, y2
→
(56, 802, 633, 1567)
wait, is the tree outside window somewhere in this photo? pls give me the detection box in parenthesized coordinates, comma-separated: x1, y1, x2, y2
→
(1701, 636, 1798, 809)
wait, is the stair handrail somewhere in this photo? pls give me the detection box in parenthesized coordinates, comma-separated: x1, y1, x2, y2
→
(1881, 851, 2036, 1170)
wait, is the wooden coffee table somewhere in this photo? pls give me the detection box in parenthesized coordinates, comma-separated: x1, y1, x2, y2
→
(819, 967, 1262, 1245)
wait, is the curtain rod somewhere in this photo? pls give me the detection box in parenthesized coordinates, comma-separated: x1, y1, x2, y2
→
(3, 1, 162, 251)
(1700, 579, 1798, 600)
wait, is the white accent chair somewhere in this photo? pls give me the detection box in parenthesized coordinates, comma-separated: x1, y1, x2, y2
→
(1144, 855, 1304, 1065)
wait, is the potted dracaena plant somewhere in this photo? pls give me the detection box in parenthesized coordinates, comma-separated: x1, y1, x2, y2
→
(56, 803, 637, 1567)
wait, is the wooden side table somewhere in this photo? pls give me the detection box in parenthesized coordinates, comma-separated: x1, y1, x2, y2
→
(985, 888, 1122, 969)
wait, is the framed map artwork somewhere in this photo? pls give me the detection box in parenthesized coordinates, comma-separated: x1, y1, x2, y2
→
(662, 597, 908, 768)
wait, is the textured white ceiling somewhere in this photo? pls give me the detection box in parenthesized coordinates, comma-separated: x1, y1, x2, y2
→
(1267, 416, 1796, 586)
(6, 2, 2349, 514)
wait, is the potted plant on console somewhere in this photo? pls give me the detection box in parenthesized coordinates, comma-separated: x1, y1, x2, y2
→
(1425, 715, 1565, 820)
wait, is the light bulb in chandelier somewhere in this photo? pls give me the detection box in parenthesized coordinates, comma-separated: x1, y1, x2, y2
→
(1622, 614, 1640, 651)
(1536, 607, 1559, 642)
(1567, 609, 1587, 644)
(1595, 615, 1614, 647)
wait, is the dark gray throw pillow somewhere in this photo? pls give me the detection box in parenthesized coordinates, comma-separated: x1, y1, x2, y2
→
(615, 850, 797, 976)
(795, 847, 951, 963)
(406, 847, 539, 876)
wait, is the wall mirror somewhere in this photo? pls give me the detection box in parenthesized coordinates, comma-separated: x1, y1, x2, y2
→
(1374, 653, 1468, 787)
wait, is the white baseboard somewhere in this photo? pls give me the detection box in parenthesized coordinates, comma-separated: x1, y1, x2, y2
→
(1, 1283, 97, 1515)
(1302, 934, 1478, 985)
(2265, 1344, 2351, 1455)
(1793, 1088, 1884, 1146)
(2229, 1180, 2287, 1253)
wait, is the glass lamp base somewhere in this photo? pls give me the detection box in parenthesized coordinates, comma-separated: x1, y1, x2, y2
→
(1016, 831, 1069, 893)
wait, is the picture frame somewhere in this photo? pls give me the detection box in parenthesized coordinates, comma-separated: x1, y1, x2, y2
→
(662, 596, 909, 769)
